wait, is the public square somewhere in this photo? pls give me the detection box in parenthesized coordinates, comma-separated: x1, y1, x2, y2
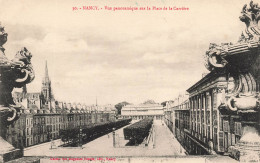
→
(24, 120, 185, 157)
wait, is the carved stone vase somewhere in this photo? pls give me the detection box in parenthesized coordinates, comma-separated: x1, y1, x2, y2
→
(0, 24, 34, 162)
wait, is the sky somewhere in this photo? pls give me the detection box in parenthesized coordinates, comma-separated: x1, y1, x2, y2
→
(0, 0, 249, 105)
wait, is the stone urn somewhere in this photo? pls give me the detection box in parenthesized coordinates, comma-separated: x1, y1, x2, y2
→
(227, 96, 258, 111)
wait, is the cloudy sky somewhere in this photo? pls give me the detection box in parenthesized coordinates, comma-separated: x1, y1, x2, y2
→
(0, 0, 248, 105)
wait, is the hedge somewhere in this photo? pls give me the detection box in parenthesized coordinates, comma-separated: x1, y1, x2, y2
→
(60, 118, 132, 146)
(123, 118, 153, 144)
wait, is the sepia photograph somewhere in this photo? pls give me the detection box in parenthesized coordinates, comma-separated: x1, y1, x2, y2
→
(0, 0, 260, 162)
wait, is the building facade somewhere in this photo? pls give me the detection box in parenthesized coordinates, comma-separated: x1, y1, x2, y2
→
(7, 61, 116, 149)
(165, 1, 260, 160)
(121, 104, 164, 120)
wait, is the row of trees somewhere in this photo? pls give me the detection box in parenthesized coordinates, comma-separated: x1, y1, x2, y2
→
(123, 118, 153, 145)
(60, 119, 132, 147)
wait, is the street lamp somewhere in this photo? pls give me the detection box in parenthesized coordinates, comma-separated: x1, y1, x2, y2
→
(112, 128, 116, 147)
(79, 127, 82, 148)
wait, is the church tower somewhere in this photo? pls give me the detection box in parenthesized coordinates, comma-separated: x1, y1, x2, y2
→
(41, 61, 53, 105)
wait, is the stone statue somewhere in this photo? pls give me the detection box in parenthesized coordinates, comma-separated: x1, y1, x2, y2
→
(204, 1, 260, 161)
(0, 23, 34, 162)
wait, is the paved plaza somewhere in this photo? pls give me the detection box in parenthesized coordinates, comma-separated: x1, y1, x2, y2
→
(24, 120, 185, 157)
(8, 120, 238, 163)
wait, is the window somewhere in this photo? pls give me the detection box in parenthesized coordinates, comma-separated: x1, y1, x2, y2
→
(27, 138, 29, 147)
(234, 122, 242, 135)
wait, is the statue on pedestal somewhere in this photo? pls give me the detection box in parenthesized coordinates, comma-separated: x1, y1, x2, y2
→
(204, 1, 260, 161)
(0, 23, 34, 161)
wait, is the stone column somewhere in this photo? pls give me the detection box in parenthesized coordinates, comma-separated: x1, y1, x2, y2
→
(195, 95, 198, 138)
(190, 98, 193, 134)
(203, 93, 207, 139)
(206, 91, 214, 152)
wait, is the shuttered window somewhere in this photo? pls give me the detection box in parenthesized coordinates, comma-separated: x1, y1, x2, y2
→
(218, 131, 224, 152)
(234, 122, 242, 136)
(223, 120, 229, 133)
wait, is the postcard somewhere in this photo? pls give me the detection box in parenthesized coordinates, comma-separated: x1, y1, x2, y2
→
(0, 0, 259, 162)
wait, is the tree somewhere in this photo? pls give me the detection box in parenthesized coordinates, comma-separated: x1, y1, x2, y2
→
(143, 99, 156, 104)
(161, 100, 174, 107)
(115, 101, 131, 115)
(55, 101, 59, 105)
(161, 101, 168, 107)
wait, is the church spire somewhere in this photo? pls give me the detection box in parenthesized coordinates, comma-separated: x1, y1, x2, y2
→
(45, 60, 49, 78)
(41, 60, 52, 106)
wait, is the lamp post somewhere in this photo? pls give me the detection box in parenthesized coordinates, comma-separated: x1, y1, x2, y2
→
(79, 127, 82, 148)
(50, 139, 54, 149)
(112, 128, 116, 147)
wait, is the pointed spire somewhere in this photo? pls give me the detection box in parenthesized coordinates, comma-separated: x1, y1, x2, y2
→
(45, 60, 49, 78)
(41, 60, 52, 105)
(96, 96, 98, 106)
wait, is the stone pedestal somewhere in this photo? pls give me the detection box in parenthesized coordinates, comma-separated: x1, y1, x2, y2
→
(229, 126, 260, 162)
(0, 137, 15, 154)
(0, 112, 23, 163)
(0, 23, 35, 162)
(0, 148, 23, 163)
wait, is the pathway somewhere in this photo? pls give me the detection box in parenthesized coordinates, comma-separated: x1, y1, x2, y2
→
(24, 120, 184, 157)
